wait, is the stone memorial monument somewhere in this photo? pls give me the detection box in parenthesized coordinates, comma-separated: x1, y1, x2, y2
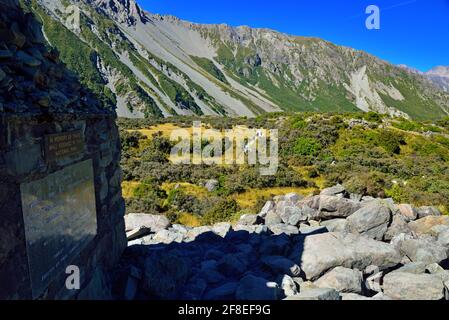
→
(0, 0, 127, 299)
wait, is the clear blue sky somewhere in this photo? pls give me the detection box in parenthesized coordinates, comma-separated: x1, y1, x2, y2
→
(137, 0, 449, 72)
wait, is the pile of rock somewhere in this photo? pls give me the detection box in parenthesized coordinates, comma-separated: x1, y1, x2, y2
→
(118, 185, 449, 300)
(0, 0, 109, 115)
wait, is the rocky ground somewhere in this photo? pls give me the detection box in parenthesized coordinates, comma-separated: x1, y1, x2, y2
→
(114, 185, 449, 300)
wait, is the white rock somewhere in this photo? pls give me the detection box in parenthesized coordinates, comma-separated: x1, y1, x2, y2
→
(314, 267, 362, 294)
(399, 238, 447, 265)
(258, 201, 274, 218)
(320, 184, 346, 196)
(346, 200, 391, 240)
(320, 219, 347, 232)
(438, 228, 449, 247)
(124, 214, 170, 232)
(296, 232, 402, 280)
(318, 196, 362, 219)
(281, 275, 298, 297)
(212, 222, 232, 238)
(383, 272, 445, 300)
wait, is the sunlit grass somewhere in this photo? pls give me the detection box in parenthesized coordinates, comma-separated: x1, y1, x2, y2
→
(233, 186, 318, 209)
(177, 212, 202, 227)
(161, 182, 209, 199)
(121, 181, 141, 199)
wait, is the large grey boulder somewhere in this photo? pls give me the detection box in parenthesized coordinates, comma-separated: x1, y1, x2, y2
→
(320, 184, 346, 197)
(124, 213, 170, 233)
(283, 193, 303, 204)
(185, 226, 213, 241)
(437, 228, 449, 247)
(383, 272, 445, 300)
(261, 256, 301, 277)
(284, 288, 340, 300)
(152, 229, 183, 244)
(235, 275, 281, 300)
(314, 267, 362, 293)
(345, 201, 391, 240)
(278, 206, 307, 226)
(317, 196, 362, 219)
(431, 225, 449, 237)
(300, 195, 321, 211)
(237, 214, 259, 226)
(320, 219, 347, 233)
(265, 211, 282, 226)
(269, 224, 299, 236)
(399, 238, 448, 265)
(212, 222, 232, 238)
(384, 214, 412, 241)
(296, 232, 402, 280)
(395, 262, 427, 274)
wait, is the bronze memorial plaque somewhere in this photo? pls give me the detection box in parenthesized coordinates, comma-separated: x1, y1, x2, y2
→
(44, 130, 84, 162)
(20, 159, 97, 299)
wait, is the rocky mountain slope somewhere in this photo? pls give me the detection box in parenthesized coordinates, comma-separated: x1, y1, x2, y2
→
(117, 186, 449, 300)
(426, 66, 449, 93)
(398, 65, 449, 93)
(26, 0, 449, 120)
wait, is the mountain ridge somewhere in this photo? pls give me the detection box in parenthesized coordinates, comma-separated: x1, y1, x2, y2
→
(26, 0, 449, 120)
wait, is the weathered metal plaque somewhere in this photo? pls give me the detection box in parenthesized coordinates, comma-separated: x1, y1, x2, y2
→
(44, 130, 84, 162)
(20, 159, 97, 299)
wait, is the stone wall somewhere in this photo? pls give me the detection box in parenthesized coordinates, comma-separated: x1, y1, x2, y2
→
(0, 0, 127, 299)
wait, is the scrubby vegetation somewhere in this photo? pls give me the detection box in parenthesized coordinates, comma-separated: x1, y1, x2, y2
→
(118, 113, 449, 226)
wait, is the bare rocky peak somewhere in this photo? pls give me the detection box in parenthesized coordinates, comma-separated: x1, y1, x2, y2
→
(427, 66, 449, 78)
(87, 0, 148, 26)
(397, 64, 423, 75)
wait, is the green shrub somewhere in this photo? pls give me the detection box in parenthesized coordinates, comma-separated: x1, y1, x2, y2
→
(202, 199, 240, 225)
(344, 172, 389, 197)
(385, 184, 407, 203)
(364, 112, 383, 123)
(378, 130, 405, 154)
(293, 137, 322, 156)
(393, 119, 421, 132)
